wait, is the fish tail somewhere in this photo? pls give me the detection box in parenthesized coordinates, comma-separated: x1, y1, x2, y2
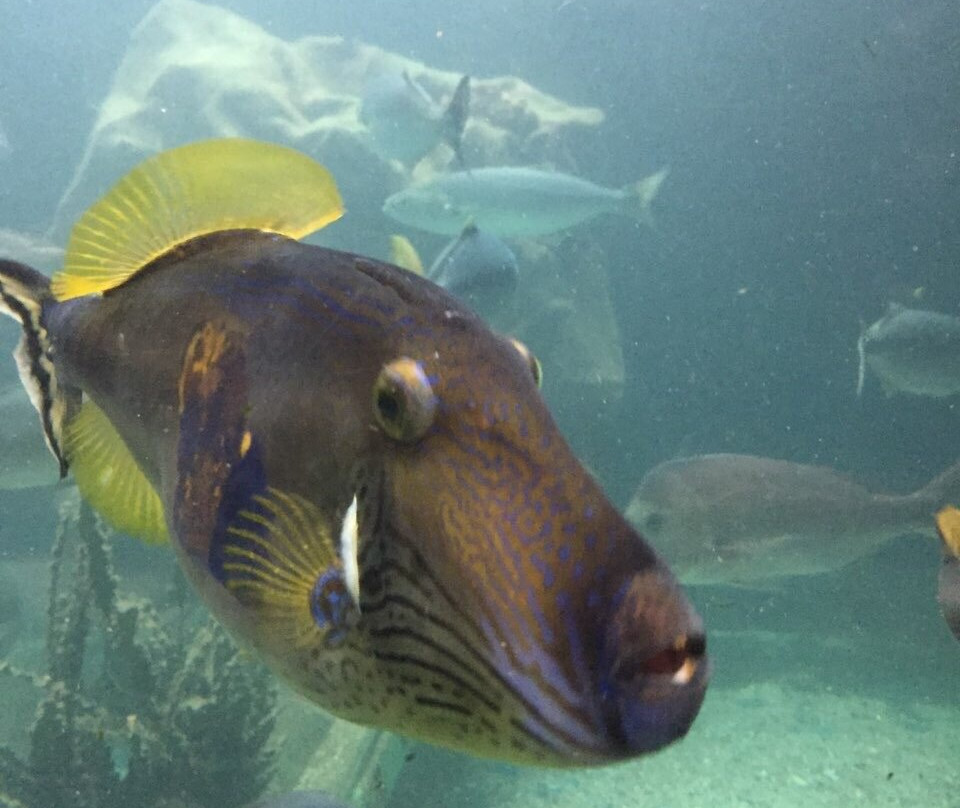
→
(622, 167, 670, 229)
(439, 75, 471, 166)
(0, 260, 77, 476)
(919, 462, 960, 511)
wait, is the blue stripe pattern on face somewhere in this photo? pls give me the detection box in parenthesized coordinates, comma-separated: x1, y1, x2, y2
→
(478, 613, 601, 753)
(216, 274, 439, 339)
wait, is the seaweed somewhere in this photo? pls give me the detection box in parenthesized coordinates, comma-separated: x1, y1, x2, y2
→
(0, 492, 278, 808)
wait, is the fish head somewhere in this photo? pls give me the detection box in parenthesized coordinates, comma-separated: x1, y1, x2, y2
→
(294, 266, 709, 764)
(624, 467, 728, 584)
(432, 226, 520, 315)
(0, 134, 703, 768)
(196, 255, 707, 763)
(383, 185, 467, 235)
(57, 238, 707, 765)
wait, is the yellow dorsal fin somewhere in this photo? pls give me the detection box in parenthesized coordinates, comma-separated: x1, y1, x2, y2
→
(52, 138, 344, 301)
(64, 400, 168, 544)
(937, 505, 960, 557)
(389, 234, 425, 276)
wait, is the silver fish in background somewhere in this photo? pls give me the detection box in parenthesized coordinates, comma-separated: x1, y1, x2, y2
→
(390, 225, 519, 316)
(857, 303, 960, 397)
(360, 72, 470, 166)
(625, 454, 960, 587)
(430, 223, 519, 302)
(383, 165, 669, 237)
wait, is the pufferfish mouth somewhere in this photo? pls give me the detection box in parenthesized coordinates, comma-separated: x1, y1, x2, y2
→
(610, 634, 708, 756)
(621, 632, 707, 683)
(599, 571, 710, 757)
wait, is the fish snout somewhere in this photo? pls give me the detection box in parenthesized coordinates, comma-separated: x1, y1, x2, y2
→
(600, 566, 708, 755)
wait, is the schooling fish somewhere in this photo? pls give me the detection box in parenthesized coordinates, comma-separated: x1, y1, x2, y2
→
(625, 454, 960, 587)
(360, 73, 470, 167)
(383, 166, 669, 237)
(857, 303, 960, 397)
(0, 139, 706, 766)
(390, 225, 519, 317)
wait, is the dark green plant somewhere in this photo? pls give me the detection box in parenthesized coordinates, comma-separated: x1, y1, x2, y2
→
(0, 493, 278, 808)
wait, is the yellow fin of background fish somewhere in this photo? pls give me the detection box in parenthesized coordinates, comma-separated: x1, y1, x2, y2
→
(625, 166, 670, 228)
(389, 235, 425, 276)
(52, 138, 344, 301)
(936, 505, 960, 557)
(65, 400, 168, 544)
(222, 487, 355, 647)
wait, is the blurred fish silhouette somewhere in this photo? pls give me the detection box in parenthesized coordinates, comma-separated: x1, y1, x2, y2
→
(935, 506, 960, 642)
(857, 303, 960, 397)
(0, 119, 10, 161)
(360, 72, 470, 166)
(626, 454, 960, 587)
(0, 138, 707, 765)
(390, 225, 519, 317)
(383, 165, 668, 237)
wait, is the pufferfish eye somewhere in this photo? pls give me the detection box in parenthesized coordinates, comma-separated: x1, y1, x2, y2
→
(509, 338, 542, 388)
(373, 357, 437, 442)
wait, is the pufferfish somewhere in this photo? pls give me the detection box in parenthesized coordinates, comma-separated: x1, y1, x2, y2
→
(0, 139, 707, 765)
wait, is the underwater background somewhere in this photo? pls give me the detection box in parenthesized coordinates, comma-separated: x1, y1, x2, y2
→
(0, 0, 957, 806)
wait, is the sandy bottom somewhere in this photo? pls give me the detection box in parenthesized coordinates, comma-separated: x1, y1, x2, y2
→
(2, 545, 956, 807)
(388, 635, 959, 808)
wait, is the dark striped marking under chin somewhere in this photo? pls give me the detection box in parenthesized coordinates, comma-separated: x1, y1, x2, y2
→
(356, 528, 604, 756)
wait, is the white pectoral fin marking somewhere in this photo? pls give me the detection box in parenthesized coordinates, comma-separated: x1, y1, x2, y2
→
(340, 494, 361, 611)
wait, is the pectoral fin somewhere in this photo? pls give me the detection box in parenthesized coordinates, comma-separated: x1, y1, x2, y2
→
(222, 488, 360, 648)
